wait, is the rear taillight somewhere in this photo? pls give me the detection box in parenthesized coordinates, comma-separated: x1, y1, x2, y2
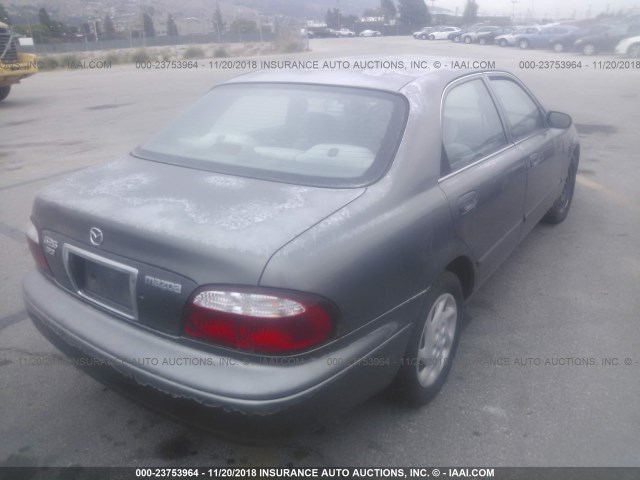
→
(26, 221, 51, 275)
(183, 288, 336, 354)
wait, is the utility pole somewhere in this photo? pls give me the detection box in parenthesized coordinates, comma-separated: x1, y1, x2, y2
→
(511, 0, 518, 20)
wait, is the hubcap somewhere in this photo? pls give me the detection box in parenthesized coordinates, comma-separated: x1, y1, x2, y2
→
(554, 43, 563, 52)
(520, 40, 528, 49)
(558, 163, 576, 210)
(416, 293, 457, 388)
(584, 44, 595, 55)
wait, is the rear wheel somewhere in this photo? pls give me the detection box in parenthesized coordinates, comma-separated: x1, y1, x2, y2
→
(428, 34, 435, 40)
(463, 36, 472, 44)
(582, 43, 596, 55)
(498, 38, 508, 47)
(519, 39, 530, 49)
(453, 35, 461, 43)
(393, 271, 463, 406)
(0, 86, 10, 102)
(420, 34, 427, 40)
(543, 155, 578, 224)
(553, 42, 564, 53)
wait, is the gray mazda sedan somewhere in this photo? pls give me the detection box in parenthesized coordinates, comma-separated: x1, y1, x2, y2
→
(23, 59, 579, 432)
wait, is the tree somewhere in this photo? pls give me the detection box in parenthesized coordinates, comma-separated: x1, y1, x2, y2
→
(38, 7, 51, 29)
(398, 0, 430, 26)
(229, 18, 257, 34)
(325, 8, 340, 29)
(341, 14, 359, 29)
(142, 12, 155, 37)
(381, 0, 397, 22)
(213, 2, 225, 42)
(16, 23, 50, 43)
(103, 15, 115, 39)
(462, 0, 479, 25)
(166, 14, 178, 36)
(363, 7, 383, 18)
(38, 7, 65, 39)
(0, 3, 10, 24)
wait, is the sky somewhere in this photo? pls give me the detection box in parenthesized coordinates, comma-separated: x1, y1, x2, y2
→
(428, 0, 640, 19)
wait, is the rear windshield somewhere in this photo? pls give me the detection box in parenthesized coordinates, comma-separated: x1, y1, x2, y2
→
(134, 83, 408, 188)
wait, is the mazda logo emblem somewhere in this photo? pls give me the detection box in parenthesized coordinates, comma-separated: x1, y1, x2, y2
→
(89, 227, 104, 246)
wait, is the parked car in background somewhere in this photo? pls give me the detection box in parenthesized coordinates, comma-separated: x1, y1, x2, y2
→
(337, 28, 356, 37)
(549, 24, 612, 52)
(495, 26, 541, 47)
(515, 24, 579, 49)
(615, 34, 640, 57)
(574, 24, 640, 55)
(413, 27, 436, 40)
(461, 26, 505, 44)
(426, 26, 461, 40)
(448, 30, 462, 42)
(359, 29, 382, 37)
(309, 27, 340, 38)
(475, 26, 514, 45)
(23, 59, 579, 434)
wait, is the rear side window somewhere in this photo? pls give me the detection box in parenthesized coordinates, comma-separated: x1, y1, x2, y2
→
(490, 79, 544, 140)
(441, 79, 507, 174)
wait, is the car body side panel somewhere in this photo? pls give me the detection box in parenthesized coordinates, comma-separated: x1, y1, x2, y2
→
(518, 130, 564, 225)
(260, 182, 455, 336)
(261, 82, 462, 334)
(438, 145, 527, 286)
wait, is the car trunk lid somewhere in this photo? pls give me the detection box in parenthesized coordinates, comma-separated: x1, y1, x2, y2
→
(32, 157, 364, 334)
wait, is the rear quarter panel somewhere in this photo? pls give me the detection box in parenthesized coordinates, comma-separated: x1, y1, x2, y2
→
(260, 79, 470, 336)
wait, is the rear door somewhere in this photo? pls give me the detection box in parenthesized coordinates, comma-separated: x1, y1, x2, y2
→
(488, 75, 561, 232)
(438, 75, 527, 285)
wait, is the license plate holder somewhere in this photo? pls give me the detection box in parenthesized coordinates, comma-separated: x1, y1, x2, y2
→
(63, 245, 138, 320)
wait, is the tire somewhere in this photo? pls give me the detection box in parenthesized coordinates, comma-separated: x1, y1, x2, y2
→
(543, 155, 578, 224)
(553, 42, 564, 53)
(628, 43, 640, 58)
(479, 37, 487, 45)
(498, 39, 508, 47)
(420, 34, 427, 40)
(428, 34, 435, 40)
(393, 271, 464, 406)
(519, 39, 530, 49)
(463, 36, 472, 44)
(582, 43, 596, 56)
(0, 86, 10, 102)
(453, 35, 461, 43)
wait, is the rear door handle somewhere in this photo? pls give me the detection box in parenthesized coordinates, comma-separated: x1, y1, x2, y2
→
(457, 191, 478, 215)
(528, 152, 541, 167)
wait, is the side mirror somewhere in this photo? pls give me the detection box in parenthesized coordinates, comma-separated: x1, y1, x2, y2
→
(547, 111, 572, 129)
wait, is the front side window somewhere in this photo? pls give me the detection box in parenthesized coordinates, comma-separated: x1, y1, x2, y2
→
(490, 78, 544, 140)
(135, 84, 408, 188)
(441, 79, 507, 174)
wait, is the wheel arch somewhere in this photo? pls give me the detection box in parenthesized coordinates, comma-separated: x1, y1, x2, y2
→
(444, 256, 475, 299)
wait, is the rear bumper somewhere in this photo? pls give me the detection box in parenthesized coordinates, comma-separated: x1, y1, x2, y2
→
(23, 270, 415, 430)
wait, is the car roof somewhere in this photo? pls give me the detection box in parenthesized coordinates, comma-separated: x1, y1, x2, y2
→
(223, 56, 494, 93)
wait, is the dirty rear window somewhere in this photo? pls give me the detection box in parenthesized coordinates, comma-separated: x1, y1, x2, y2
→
(134, 83, 408, 188)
